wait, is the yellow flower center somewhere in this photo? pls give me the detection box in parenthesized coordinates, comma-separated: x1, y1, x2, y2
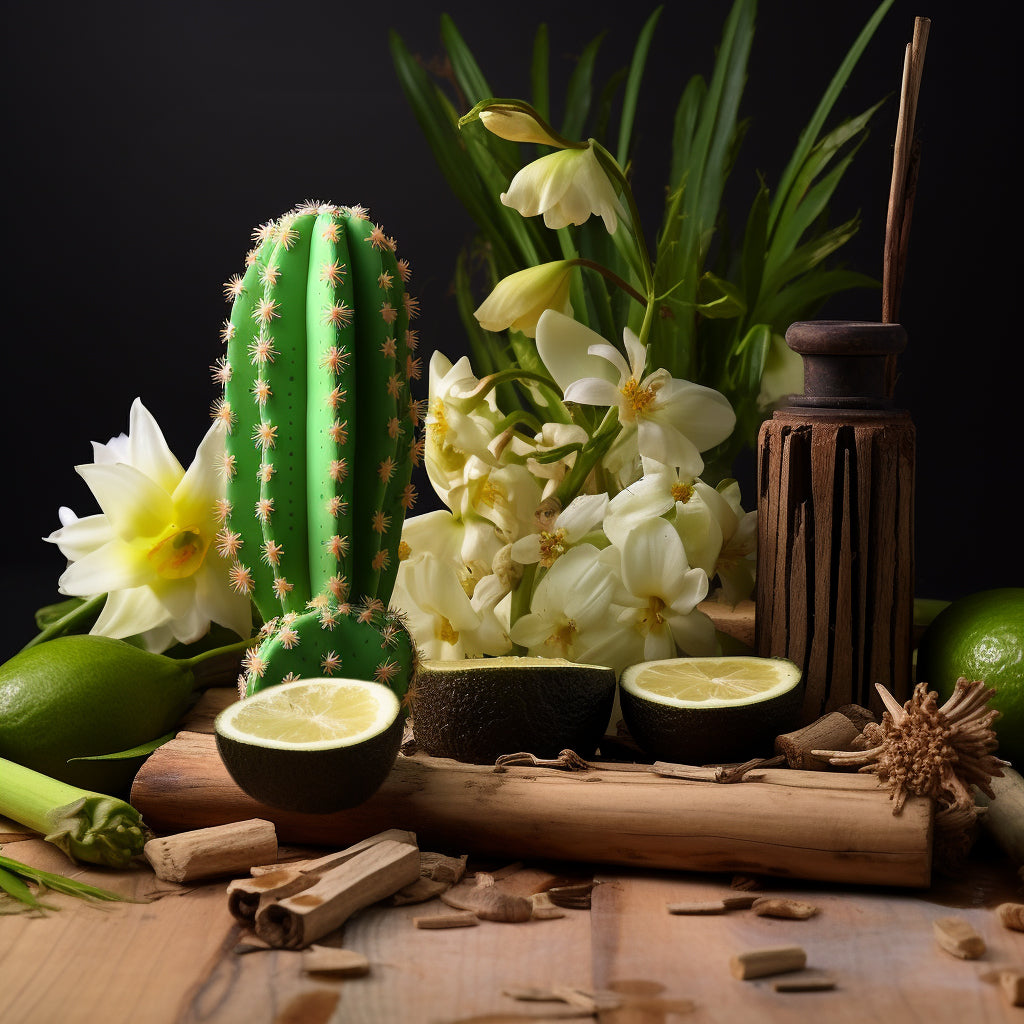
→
(637, 596, 667, 635)
(620, 377, 658, 419)
(538, 529, 567, 568)
(146, 524, 210, 580)
(428, 398, 449, 443)
(439, 617, 460, 645)
(546, 619, 577, 655)
(671, 481, 694, 504)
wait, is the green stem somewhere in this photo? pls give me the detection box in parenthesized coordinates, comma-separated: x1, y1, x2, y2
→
(509, 562, 538, 633)
(180, 636, 256, 691)
(590, 140, 654, 295)
(552, 413, 621, 509)
(575, 258, 648, 307)
(20, 594, 106, 653)
(468, 368, 571, 423)
(0, 757, 148, 868)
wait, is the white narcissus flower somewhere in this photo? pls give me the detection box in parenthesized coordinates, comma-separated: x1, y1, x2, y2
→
(474, 261, 574, 338)
(509, 544, 633, 671)
(702, 479, 757, 606)
(562, 325, 736, 477)
(605, 517, 717, 661)
(478, 108, 566, 146)
(44, 399, 251, 652)
(501, 144, 626, 235)
(510, 493, 609, 567)
(519, 420, 590, 498)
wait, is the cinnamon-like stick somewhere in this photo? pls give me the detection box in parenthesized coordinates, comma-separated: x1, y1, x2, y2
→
(253, 839, 419, 949)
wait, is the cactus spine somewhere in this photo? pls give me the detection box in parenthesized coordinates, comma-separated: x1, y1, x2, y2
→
(212, 201, 422, 700)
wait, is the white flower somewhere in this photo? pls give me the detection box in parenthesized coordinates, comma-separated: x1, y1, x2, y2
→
(604, 517, 717, 661)
(562, 326, 736, 476)
(702, 479, 757, 605)
(44, 399, 251, 652)
(603, 460, 724, 577)
(509, 544, 632, 670)
(510, 493, 608, 567)
(474, 261, 574, 338)
(478, 107, 567, 147)
(501, 144, 625, 234)
(520, 420, 590, 497)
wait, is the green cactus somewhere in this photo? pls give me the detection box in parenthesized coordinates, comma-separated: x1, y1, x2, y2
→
(211, 201, 423, 702)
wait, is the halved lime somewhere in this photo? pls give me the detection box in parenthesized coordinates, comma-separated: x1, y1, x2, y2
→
(215, 678, 403, 813)
(620, 656, 802, 765)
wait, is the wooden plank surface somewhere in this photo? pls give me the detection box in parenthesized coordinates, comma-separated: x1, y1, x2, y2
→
(1, 824, 1021, 1024)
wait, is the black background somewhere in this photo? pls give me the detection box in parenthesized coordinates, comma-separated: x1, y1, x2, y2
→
(3, 0, 1020, 659)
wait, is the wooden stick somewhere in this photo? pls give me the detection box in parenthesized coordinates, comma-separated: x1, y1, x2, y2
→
(253, 839, 419, 949)
(933, 917, 986, 960)
(143, 818, 277, 883)
(883, 17, 930, 394)
(226, 828, 417, 923)
(730, 946, 807, 980)
(132, 732, 935, 888)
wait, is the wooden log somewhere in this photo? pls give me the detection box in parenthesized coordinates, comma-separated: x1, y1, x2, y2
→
(974, 768, 1024, 868)
(131, 730, 934, 888)
(774, 705, 875, 769)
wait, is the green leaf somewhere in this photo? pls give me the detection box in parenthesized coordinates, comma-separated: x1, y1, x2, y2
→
(440, 13, 497, 104)
(739, 179, 770, 301)
(729, 323, 772, 393)
(0, 853, 127, 903)
(561, 32, 605, 142)
(696, 271, 746, 319)
(531, 441, 586, 465)
(760, 268, 878, 326)
(0, 864, 44, 908)
(769, 0, 895, 231)
(34, 597, 84, 630)
(616, 6, 662, 167)
(668, 75, 706, 191)
(761, 214, 862, 296)
(67, 733, 176, 763)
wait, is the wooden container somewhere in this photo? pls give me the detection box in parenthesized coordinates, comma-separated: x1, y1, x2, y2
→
(755, 321, 915, 723)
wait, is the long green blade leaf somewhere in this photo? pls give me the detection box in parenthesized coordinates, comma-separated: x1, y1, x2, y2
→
(561, 32, 604, 142)
(616, 6, 662, 166)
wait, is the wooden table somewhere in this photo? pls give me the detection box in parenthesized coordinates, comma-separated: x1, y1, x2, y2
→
(1, 813, 1021, 1023)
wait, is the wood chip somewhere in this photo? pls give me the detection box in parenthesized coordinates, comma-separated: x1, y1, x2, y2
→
(301, 946, 370, 976)
(545, 882, 595, 909)
(666, 900, 728, 915)
(730, 945, 807, 980)
(721, 894, 759, 910)
(1000, 971, 1024, 1007)
(413, 911, 479, 929)
(730, 874, 763, 891)
(933, 916, 986, 960)
(995, 902, 1024, 932)
(441, 879, 533, 922)
(530, 892, 565, 920)
(752, 897, 819, 920)
(772, 972, 837, 992)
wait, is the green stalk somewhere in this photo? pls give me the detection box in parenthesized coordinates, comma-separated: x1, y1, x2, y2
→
(0, 850, 127, 909)
(20, 594, 106, 652)
(0, 757, 148, 869)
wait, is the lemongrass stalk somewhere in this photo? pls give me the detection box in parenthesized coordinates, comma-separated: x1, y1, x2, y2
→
(0, 757, 148, 868)
(0, 850, 128, 909)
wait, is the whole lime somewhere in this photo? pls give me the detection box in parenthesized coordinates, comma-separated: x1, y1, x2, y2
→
(0, 635, 198, 796)
(915, 588, 1024, 766)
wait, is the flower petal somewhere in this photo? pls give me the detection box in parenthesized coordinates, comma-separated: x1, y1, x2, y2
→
(172, 419, 227, 527)
(535, 310, 618, 393)
(76, 462, 175, 539)
(619, 519, 688, 599)
(44, 513, 115, 562)
(126, 399, 185, 493)
(563, 377, 621, 408)
(58, 539, 153, 596)
(193, 557, 253, 640)
(655, 379, 737, 451)
(91, 585, 171, 642)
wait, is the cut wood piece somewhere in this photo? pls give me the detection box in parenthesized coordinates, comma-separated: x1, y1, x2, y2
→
(666, 900, 728, 915)
(301, 946, 370, 976)
(412, 911, 478, 929)
(143, 819, 277, 883)
(721, 894, 759, 910)
(730, 945, 807, 980)
(228, 828, 418, 922)
(530, 892, 566, 920)
(933, 916, 986, 959)
(133, 735, 935, 888)
(254, 839, 420, 949)
(1000, 971, 1024, 1008)
(250, 828, 417, 876)
(441, 879, 533, 923)
(995, 903, 1024, 932)
(752, 897, 819, 920)
(772, 972, 836, 992)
